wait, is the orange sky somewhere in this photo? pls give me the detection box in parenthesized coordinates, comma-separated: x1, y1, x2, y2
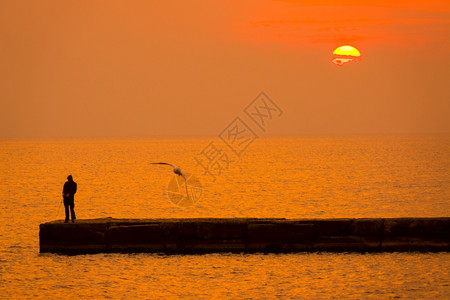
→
(0, 0, 449, 137)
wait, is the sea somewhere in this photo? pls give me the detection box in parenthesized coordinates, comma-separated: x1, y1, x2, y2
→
(0, 136, 449, 299)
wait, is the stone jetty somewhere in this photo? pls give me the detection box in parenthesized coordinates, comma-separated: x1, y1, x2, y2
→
(39, 218, 450, 254)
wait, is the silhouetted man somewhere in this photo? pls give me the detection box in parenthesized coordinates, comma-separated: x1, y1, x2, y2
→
(63, 175, 77, 223)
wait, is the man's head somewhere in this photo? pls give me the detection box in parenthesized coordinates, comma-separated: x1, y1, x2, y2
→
(67, 175, 73, 181)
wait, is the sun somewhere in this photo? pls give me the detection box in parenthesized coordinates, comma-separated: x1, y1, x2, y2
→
(331, 45, 361, 66)
(333, 45, 361, 57)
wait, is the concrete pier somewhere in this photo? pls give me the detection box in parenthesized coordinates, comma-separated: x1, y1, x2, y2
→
(39, 218, 450, 254)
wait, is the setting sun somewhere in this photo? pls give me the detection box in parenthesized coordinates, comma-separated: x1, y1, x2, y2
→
(332, 45, 362, 66)
(333, 45, 361, 57)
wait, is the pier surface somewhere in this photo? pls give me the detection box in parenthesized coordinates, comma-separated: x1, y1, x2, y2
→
(40, 218, 450, 254)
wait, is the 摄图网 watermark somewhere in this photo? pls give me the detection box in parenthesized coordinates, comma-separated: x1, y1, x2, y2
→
(195, 91, 283, 182)
(165, 91, 283, 207)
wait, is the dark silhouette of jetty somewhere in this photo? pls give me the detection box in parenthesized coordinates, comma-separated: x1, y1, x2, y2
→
(40, 218, 450, 254)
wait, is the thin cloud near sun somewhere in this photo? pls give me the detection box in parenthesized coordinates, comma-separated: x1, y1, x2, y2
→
(233, 0, 450, 49)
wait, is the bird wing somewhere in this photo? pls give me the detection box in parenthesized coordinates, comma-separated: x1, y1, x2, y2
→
(180, 172, 187, 181)
(152, 162, 190, 200)
(180, 173, 189, 200)
(151, 162, 175, 168)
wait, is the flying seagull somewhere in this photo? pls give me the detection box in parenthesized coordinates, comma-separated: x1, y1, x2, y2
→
(151, 162, 189, 199)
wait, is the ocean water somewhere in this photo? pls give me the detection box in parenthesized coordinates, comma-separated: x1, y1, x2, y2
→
(0, 136, 449, 298)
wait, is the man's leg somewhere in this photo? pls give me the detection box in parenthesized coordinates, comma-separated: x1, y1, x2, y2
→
(70, 199, 76, 222)
(64, 199, 69, 222)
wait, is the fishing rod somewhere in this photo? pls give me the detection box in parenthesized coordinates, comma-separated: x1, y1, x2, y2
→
(56, 195, 63, 217)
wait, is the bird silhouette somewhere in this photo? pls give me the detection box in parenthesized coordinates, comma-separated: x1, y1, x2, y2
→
(151, 162, 189, 199)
